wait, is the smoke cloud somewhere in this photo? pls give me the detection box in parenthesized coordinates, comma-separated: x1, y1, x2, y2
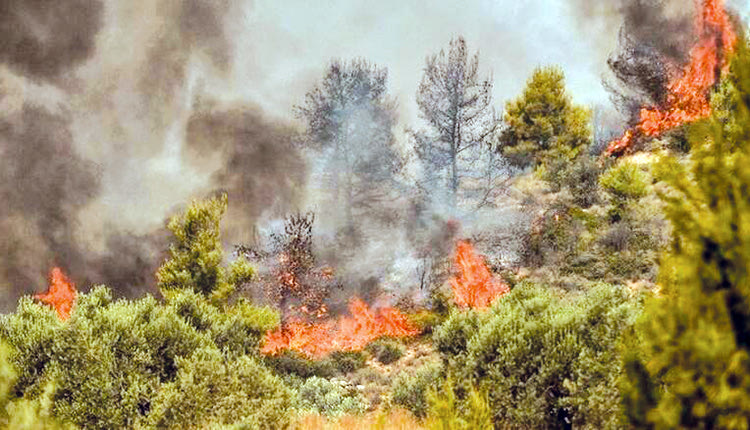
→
(0, 0, 104, 81)
(184, 98, 308, 244)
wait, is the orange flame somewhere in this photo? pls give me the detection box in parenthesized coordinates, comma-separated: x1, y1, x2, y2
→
(450, 240, 509, 309)
(262, 299, 419, 358)
(35, 267, 76, 320)
(607, 0, 737, 155)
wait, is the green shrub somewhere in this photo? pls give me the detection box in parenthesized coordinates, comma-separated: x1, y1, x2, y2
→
(561, 154, 601, 208)
(407, 310, 442, 335)
(0, 285, 283, 429)
(365, 338, 405, 365)
(434, 282, 639, 428)
(157, 194, 253, 303)
(391, 361, 443, 418)
(327, 350, 367, 374)
(599, 159, 649, 201)
(264, 350, 337, 379)
(296, 376, 369, 416)
(599, 158, 650, 222)
(424, 377, 493, 430)
(0, 342, 66, 429)
(147, 348, 294, 429)
(433, 308, 482, 361)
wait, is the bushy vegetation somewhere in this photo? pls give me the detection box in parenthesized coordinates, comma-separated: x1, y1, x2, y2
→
(366, 337, 405, 364)
(391, 361, 443, 418)
(296, 376, 369, 416)
(0, 198, 291, 429)
(433, 282, 640, 428)
(2, 27, 750, 430)
(621, 38, 750, 427)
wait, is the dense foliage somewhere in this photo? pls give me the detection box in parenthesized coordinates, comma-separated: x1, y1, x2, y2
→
(0, 198, 290, 429)
(499, 66, 591, 178)
(621, 38, 750, 428)
(433, 282, 640, 428)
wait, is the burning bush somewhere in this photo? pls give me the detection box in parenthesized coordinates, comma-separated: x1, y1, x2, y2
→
(450, 240, 509, 309)
(0, 197, 289, 429)
(34, 268, 76, 321)
(261, 299, 419, 359)
(622, 37, 750, 428)
(607, 0, 737, 155)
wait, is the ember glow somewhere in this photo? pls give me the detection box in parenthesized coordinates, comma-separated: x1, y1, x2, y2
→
(35, 267, 77, 320)
(607, 0, 737, 155)
(261, 298, 419, 358)
(451, 240, 509, 309)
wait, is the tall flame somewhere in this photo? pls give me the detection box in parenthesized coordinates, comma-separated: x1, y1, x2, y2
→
(607, 0, 737, 155)
(450, 240, 509, 309)
(35, 267, 77, 320)
(262, 298, 419, 359)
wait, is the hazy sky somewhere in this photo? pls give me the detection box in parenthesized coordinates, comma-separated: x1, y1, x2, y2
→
(223, 0, 618, 125)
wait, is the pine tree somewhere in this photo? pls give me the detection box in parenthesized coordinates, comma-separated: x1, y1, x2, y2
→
(499, 66, 591, 183)
(622, 37, 750, 428)
(157, 194, 252, 303)
(415, 36, 501, 210)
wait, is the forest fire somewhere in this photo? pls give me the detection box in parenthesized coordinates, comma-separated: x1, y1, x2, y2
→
(261, 298, 419, 358)
(451, 240, 509, 309)
(607, 0, 737, 155)
(35, 267, 77, 320)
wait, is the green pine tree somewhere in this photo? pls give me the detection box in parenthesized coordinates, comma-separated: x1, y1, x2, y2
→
(499, 66, 591, 183)
(157, 194, 253, 304)
(622, 36, 750, 428)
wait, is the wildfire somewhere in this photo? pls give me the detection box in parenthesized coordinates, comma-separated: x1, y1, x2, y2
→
(35, 267, 77, 320)
(451, 240, 509, 309)
(607, 0, 737, 155)
(262, 298, 419, 358)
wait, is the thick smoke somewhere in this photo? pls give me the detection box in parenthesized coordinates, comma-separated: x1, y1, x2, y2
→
(184, 98, 308, 244)
(0, 0, 305, 308)
(7, 0, 723, 312)
(0, 0, 104, 81)
(571, 0, 697, 117)
(571, 0, 695, 58)
(0, 87, 100, 307)
(0, 0, 104, 309)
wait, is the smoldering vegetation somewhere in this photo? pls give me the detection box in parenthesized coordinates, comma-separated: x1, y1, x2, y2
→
(571, 0, 698, 118)
(1, 0, 742, 313)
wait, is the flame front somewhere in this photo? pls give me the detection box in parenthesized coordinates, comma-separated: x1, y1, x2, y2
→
(607, 0, 737, 155)
(261, 298, 419, 359)
(451, 240, 509, 309)
(35, 267, 77, 320)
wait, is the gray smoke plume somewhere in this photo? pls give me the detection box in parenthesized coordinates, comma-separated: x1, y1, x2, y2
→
(0, 90, 100, 306)
(0, 0, 104, 81)
(0, 0, 304, 308)
(184, 98, 308, 245)
(573, 0, 696, 59)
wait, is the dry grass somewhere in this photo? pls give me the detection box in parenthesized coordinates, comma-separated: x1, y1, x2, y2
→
(294, 408, 424, 430)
